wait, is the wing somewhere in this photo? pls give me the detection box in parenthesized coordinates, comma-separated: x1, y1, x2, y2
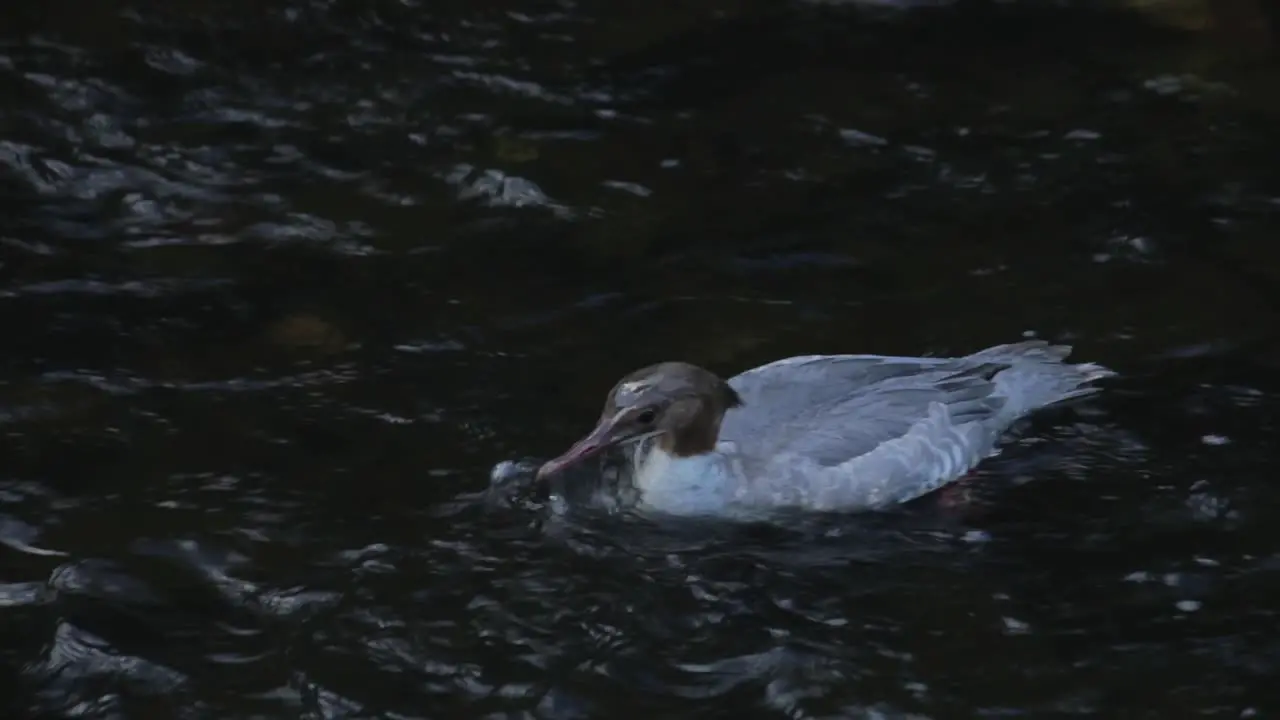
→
(721, 354, 1010, 467)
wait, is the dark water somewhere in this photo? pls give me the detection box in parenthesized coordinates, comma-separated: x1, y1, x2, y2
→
(4, 0, 1280, 716)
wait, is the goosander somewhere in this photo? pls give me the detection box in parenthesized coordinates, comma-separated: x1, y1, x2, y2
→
(536, 341, 1112, 516)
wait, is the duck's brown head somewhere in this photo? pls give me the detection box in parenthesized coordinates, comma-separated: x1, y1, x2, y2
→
(535, 361, 742, 481)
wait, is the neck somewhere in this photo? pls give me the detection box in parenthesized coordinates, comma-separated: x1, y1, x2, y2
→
(656, 399, 726, 457)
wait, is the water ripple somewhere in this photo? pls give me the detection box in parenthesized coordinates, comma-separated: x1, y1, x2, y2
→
(4, 0, 1280, 717)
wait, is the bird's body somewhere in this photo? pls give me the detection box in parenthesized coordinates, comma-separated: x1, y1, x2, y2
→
(537, 340, 1112, 518)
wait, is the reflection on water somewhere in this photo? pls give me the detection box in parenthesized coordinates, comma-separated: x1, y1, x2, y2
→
(3, 0, 1280, 716)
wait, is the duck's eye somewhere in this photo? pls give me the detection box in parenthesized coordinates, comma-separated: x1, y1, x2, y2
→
(636, 409, 657, 425)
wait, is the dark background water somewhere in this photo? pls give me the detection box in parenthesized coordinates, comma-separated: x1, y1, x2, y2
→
(3, 0, 1280, 717)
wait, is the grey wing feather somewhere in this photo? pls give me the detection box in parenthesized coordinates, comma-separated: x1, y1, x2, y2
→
(721, 340, 1108, 470)
(725, 359, 1008, 466)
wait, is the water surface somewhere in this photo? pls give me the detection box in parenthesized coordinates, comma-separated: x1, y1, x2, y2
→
(3, 0, 1280, 717)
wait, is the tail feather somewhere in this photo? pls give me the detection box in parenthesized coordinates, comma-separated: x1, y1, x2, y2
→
(975, 341, 1115, 416)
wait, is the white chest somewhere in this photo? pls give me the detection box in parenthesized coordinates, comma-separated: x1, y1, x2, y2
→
(631, 445, 738, 515)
